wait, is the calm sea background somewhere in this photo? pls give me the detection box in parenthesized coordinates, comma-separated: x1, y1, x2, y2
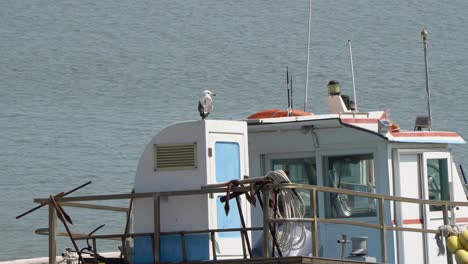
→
(1, 0, 468, 261)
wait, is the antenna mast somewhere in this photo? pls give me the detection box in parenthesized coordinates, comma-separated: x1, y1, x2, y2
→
(287, 67, 291, 110)
(421, 29, 432, 130)
(290, 74, 293, 109)
(348, 40, 358, 111)
(303, 0, 312, 111)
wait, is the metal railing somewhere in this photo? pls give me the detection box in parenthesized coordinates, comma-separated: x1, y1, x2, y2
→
(34, 183, 468, 264)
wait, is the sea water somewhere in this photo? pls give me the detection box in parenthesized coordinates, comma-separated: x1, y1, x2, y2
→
(1, 0, 468, 260)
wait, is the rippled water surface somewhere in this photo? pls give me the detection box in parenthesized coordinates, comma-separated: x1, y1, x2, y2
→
(1, 0, 468, 260)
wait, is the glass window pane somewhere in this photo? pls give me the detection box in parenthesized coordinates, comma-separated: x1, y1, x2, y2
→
(427, 158, 449, 211)
(271, 158, 316, 217)
(323, 154, 376, 218)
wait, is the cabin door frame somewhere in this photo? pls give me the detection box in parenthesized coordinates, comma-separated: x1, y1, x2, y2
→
(421, 151, 453, 263)
(207, 133, 250, 258)
(394, 149, 453, 264)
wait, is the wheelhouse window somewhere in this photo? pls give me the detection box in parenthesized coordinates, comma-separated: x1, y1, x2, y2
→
(271, 158, 316, 216)
(323, 154, 376, 218)
(427, 158, 449, 211)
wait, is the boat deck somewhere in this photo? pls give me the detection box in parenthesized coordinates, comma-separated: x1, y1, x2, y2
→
(82, 256, 378, 264)
(198, 256, 379, 264)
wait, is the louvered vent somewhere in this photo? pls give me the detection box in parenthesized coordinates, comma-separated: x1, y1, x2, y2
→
(154, 143, 197, 171)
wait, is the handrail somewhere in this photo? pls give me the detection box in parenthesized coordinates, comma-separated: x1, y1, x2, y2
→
(34, 187, 248, 203)
(40, 183, 461, 264)
(35, 183, 468, 207)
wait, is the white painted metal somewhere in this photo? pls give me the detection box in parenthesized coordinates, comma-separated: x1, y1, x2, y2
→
(208, 133, 250, 258)
(396, 153, 425, 264)
(128, 108, 467, 263)
(422, 151, 452, 264)
(327, 95, 351, 113)
(132, 120, 249, 260)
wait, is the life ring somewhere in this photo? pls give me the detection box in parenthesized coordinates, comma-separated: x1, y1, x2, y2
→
(247, 109, 313, 119)
(390, 123, 400, 133)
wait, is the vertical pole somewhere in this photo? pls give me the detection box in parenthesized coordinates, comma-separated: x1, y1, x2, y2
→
(241, 231, 247, 259)
(121, 236, 129, 264)
(303, 0, 312, 111)
(92, 238, 98, 264)
(311, 189, 319, 257)
(49, 196, 85, 264)
(235, 196, 252, 257)
(48, 204, 56, 264)
(262, 188, 271, 257)
(421, 29, 432, 130)
(348, 40, 358, 111)
(379, 198, 388, 263)
(443, 204, 454, 264)
(181, 233, 187, 263)
(272, 190, 278, 256)
(210, 231, 217, 260)
(340, 234, 348, 259)
(153, 196, 160, 264)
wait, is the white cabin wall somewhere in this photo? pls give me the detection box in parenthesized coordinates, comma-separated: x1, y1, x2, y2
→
(133, 121, 209, 234)
(387, 143, 468, 263)
(450, 151, 468, 224)
(248, 124, 395, 261)
(132, 120, 250, 262)
(312, 135, 393, 262)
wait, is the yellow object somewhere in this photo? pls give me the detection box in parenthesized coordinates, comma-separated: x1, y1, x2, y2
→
(448, 235, 463, 254)
(460, 230, 468, 249)
(456, 249, 468, 264)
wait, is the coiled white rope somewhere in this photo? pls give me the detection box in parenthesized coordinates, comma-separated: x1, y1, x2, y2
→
(265, 170, 307, 255)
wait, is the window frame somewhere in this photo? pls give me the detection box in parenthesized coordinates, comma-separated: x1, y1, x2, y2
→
(319, 148, 378, 219)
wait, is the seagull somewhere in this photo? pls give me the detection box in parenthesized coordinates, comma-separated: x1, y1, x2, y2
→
(198, 90, 216, 119)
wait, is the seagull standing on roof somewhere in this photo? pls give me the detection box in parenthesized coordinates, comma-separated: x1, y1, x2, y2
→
(198, 90, 216, 119)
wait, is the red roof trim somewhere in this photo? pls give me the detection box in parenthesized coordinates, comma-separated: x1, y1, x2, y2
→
(341, 118, 379, 124)
(391, 131, 460, 138)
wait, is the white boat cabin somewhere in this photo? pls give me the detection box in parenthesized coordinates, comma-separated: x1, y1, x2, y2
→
(132, 86, 467, 264)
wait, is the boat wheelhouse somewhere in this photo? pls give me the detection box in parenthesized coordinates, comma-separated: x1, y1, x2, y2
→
(126, 87, 467, 264)
(23, 83, 468, 264)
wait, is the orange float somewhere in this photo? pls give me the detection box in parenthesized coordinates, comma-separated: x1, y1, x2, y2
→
(247, 109, 313, 119)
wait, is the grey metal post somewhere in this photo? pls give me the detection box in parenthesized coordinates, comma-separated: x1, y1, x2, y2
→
(48, 204, 56, 264)
(443, 204, 453, 264)
(421, 29, 432, 130)
(348, 40, 358, 111)
(93, 238, 98, 264)
(311, 189, 319, 256)
(379, 198, 387, 263)
(153, 196, 160, 264)
(303, 0, 312, 111)
(262, 188, 271, 257)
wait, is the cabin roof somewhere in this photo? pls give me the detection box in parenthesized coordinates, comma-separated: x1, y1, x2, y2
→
(245, 111, 466, 144)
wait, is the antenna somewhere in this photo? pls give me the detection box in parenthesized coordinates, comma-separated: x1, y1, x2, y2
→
(303, 0, 312, 111)
(421, 29, 432, 130)
(348, 40, 358, 111)
(286, 67, 291, 110)
(290, 74, 293, 109)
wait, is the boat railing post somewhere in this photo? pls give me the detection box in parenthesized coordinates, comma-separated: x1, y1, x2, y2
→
(120, 236, 129, 263)
(262, 187, 271, 257)
(48, 203, 56, 264)
(180, 232, 187, 262)
(92, 238, 98, 264)
(311, 188, 319, 257)
(241, 230, 247, 259)
(153, 195, 161, 264)
(443, 203, 454, 264)
(379, 198, 387, 263)
(210, 231, 217, 260)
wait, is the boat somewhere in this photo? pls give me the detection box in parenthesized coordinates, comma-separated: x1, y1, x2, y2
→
(12, 4, 468, 263)
(16, 75, 468, 264)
